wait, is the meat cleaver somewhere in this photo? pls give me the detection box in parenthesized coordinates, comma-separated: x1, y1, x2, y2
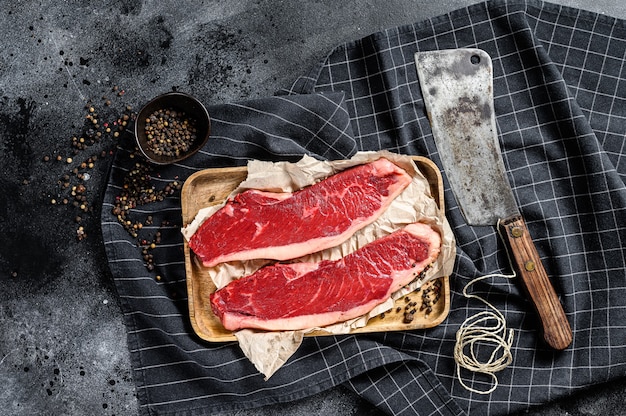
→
(415, 48, 572, 350)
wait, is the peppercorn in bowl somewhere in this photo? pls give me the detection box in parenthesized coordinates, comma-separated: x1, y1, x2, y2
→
(135, 92, 211, 165)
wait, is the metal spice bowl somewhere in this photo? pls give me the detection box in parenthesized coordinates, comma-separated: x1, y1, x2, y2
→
(134, 92, 211, 165)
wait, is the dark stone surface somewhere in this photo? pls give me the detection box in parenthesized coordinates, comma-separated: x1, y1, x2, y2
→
(1, 1, 624, 415)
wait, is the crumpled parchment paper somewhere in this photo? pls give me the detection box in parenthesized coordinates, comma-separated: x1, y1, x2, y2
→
(182, 150, 456, 379)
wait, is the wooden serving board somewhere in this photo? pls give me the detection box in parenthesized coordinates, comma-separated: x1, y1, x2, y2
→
(182, 156, 450, 342)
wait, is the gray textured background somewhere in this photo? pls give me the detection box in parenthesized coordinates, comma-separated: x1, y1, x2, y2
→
(1, 1, 624, 415)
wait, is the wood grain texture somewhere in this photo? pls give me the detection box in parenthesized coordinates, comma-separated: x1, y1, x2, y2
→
(181, 157, 450, 342)
(501, 215, 573, 350)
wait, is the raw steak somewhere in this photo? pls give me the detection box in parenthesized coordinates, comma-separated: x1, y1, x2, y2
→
(210, 222, 441, 331)
(188, 158, 412, 267)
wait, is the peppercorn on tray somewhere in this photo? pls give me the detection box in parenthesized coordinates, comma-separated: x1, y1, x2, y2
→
(182, 156, 450, 342)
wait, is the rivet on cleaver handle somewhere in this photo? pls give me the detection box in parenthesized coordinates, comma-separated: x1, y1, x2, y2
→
(500, 215, 573, 350)
(415, 48, 572, 350)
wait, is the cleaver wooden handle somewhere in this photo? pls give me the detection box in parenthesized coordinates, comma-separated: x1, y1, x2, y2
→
(500, 215, 573, 350)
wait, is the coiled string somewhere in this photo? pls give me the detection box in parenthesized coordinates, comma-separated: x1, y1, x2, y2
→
(454, 219, 516, 394)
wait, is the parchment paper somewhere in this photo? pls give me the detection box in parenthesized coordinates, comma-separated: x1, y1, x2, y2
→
(182, 150, 456, 378)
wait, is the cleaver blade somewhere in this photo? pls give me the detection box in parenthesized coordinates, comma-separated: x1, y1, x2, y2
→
(415, 48, 572, 350)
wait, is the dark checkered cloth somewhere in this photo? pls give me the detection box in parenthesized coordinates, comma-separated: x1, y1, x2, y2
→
(101, 1, 626, 415)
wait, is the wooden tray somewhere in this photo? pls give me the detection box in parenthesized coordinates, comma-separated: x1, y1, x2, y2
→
(182, 156, 450, 342)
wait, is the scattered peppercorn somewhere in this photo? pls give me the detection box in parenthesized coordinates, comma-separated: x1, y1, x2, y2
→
(108, 148, 182, 274)
(391, 278, 445, 325)
(47, 89, 184, 280)
(49, 89, 134, 242)
(76, 226, 86, 241)
(403, 310, 415, 323)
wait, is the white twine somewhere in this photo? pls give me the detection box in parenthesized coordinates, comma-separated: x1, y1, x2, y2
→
(454, 219, 516, 395)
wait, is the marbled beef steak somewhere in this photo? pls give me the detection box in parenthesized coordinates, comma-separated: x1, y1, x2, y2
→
(188, 158, 412, 267)
(210, 222, 441, 331)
